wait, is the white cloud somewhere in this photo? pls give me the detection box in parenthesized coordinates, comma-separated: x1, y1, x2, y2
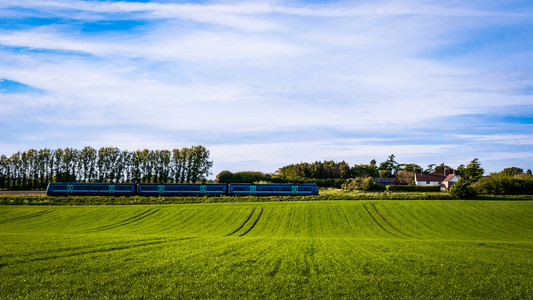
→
(455, 135, 533, 146)
(0, 0, 532, 173)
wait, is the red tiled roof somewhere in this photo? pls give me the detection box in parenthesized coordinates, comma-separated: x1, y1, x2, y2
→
(443, 174, 456, 182)
(415, 173, 446, 182)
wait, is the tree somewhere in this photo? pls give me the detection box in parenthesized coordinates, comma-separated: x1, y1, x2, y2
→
(351, 164, 379, 178)
(155, 150, 171, 183)
(363, 177, 384, 191)
(122, 150, 132, 182)
(434, 163, 450, 175)
(403, 163, 421, 173)
(395, 169, 415, 184)
(423, 164, 436, 174)
(474, 176, 533, 195)
(37, 148, 52, 188)
(379, 169, 391, 178)
(455, 164, 466, 178)
(131, 150, 144, 182)
(450, 178, 477, 199)
(277, 160, 352, 181)
(463, 158, 484, 182)
(342, 177, 364, 190)
(188, 145, 213, 182)
(0, 155, 7, 189)
(378, 154, 401, 176)
(498, 167, 523, 177)
(62, 148, 78, 182)
(338, 161, 350, 179)
(215, 170, 234, 183)
(139, 149, 153, 182)
(0, 145, 213, 188)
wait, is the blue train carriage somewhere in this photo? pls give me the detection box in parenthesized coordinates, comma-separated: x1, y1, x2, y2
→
(137, 183, 227, 196)
(46, 182, 136, 196)
(228, 183, 319, 196)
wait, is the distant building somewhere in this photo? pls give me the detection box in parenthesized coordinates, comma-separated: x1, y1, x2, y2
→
(415, 167, 459, 191)
(373, 177, 398, 186)
(415, 173, 446, 186)
(442, 174, 459, 191)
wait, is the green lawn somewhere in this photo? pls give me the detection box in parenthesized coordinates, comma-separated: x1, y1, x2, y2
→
(1, 200, 532, 298)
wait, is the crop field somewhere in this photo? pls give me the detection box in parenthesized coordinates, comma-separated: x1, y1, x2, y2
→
(1, 200, 532, 299)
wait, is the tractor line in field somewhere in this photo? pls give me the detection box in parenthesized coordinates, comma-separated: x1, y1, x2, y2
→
(0, 210, 52, 224)
(83, 208, 161, 232)
(371, 204, 410, 237)
(240, 208, 264, 237)
(226, 208, 256, 236)
(2, 238, 190, 268)
(0, 237, 170, 260)
(362, 204, 391, 235)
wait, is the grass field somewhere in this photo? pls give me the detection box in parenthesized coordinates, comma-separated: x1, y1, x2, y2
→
(1, 200, 532, 298)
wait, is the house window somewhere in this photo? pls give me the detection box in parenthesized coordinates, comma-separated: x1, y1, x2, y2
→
(438, 181, 441, 184)
(426, 181, 430, 184)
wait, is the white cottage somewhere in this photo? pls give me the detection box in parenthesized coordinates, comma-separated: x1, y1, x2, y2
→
(415, 173, 446, 186)
(415, 168, 459, 191)
(442, 174, 459, 191)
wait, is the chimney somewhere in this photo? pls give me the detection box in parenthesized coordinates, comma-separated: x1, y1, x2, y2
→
(444, 167, 451, 176)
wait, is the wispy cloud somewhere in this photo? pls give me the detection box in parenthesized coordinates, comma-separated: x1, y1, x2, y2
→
(0, 0, 532, 174)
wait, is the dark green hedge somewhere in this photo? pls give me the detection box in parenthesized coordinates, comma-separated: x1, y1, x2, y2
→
(386, 185, 441, 192)
(0, 193, 450, 205)
(1, 193, 531, 205)
(474, 176, 533, 195)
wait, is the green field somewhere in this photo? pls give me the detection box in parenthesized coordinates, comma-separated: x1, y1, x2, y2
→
(1, 200, 532, 298)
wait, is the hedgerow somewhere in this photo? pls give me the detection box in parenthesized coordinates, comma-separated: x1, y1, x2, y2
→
(474, 176, 533, 195)
(386, 185, 441, 192)
(1, 193, 530, 205)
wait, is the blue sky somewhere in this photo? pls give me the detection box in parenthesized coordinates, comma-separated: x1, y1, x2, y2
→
(0, 0, 532, 177)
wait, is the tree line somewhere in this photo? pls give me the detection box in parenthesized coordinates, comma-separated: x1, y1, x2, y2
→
(217, 156, 532, 194)
(0, 146, 213, 190)
(274, 155, 460, 182)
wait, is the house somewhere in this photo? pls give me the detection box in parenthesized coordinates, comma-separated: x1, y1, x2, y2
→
(442, 174, 459, 191)
(415, 173, 446, 186)
(415, 167, 459, 191)
(373, 177, 398, 186)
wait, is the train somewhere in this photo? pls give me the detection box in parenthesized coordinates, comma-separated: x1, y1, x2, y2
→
(46, 182, 319, 196)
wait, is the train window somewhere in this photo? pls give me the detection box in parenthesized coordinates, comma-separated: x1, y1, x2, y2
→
(233, 187, 249, 191)
(116, 186, 132, 190)
(141, 186, 157, 191)
(54, 185, 67, 190)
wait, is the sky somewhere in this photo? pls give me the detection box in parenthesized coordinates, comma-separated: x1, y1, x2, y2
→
(0, 0, 532, 177)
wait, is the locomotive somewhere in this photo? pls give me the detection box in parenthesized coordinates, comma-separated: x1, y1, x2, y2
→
(46, 182, 319, 196)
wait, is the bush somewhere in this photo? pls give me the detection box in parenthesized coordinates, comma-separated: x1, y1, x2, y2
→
(363, 177, 385, 192)
(450, 179, 477, 199)
(341, 178, 364, 190)
(386, 185, 441, 192)
(474, 176, 533, 195)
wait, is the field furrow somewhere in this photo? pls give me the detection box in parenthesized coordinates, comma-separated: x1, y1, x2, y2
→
(0, 200, 532, 299)
(226, 208, 256, 236)
(239, 208, 264, 236)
